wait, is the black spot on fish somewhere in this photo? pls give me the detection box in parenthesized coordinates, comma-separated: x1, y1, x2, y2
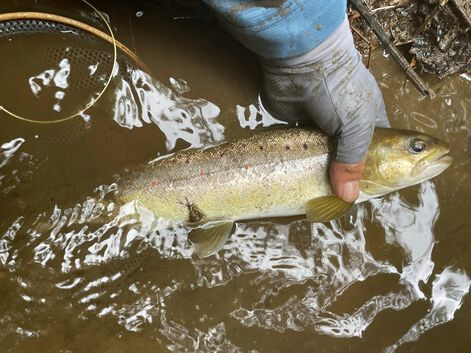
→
(259, 145, 264, 150)
(186, 159, 190, 164)
(220, 151, 225, 157)
(303, 143, 308, 150)
(285, 145, 290, 150)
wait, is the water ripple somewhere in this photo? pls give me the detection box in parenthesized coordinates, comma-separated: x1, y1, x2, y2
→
(113, 69, 224, 150)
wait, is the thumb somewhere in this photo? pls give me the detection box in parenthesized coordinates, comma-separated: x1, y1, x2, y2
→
(330, 161, 365, 202)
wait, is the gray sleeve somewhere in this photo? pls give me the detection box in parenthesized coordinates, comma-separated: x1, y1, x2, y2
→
(301, 18, 390, 164)
(259, 16, 390, 164)
(325, 61, 390, 164)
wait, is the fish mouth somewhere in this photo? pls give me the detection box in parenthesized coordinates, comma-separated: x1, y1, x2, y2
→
(430, 147, 452, 165)
(435, 154, 453, 164)
(413, 148, 452, 180)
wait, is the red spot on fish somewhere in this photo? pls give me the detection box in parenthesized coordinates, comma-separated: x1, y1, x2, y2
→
(244, 163, 249, 170)
(151, 180, 158, 187)
(200, 170, 205, 176)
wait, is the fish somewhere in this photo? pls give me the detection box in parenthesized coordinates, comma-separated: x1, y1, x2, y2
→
(120, 127, 452, 257)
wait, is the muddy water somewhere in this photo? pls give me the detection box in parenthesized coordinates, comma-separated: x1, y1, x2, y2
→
(0, 1, 470, 352)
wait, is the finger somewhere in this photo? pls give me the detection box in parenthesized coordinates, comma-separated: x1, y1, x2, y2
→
(330, 161, 365, 202)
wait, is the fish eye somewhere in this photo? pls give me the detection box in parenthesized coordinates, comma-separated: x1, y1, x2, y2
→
(409, 138, 426, 153)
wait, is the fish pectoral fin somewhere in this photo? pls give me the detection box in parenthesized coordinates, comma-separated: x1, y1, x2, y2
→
(305, 196, 353, 223)
(359, 180, 390, 197)
(188, 220, 234, 258)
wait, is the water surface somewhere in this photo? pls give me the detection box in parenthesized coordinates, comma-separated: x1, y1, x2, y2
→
(0, 1, 470, 352)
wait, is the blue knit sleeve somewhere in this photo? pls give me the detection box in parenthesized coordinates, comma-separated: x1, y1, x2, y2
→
(202, 0, 348, 59)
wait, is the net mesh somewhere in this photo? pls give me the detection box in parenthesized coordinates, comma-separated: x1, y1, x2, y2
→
(0, 19, 97, 39)
(0, 17, 137, 145)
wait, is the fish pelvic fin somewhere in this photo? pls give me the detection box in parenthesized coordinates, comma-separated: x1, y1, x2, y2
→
(305, 196, 353, 223)
(179, 198, 205, 223)
(188, 219, 234, 258)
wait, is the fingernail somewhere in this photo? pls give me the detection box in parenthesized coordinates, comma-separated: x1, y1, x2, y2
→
(339, 181, 359, 202)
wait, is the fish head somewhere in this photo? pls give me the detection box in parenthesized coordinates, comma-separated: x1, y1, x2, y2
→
(361, 128, 452, 197)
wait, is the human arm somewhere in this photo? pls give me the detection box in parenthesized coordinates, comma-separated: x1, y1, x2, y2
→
(201, 1, 390, 202)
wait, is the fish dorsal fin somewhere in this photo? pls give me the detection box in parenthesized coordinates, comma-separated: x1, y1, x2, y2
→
(188, 220, 234, 258)
(305, 196, 353, 223)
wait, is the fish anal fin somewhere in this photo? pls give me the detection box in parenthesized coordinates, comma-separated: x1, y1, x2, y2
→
(188, 220, 234, 258)
(305, 196, 353, 223)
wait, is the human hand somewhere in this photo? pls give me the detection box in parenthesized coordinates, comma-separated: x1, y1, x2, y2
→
(259, 15, 389, 205)
(330, 160, 365, 203)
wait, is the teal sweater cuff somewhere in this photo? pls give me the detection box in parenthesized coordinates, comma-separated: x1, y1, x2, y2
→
(202, 0, 348, 59)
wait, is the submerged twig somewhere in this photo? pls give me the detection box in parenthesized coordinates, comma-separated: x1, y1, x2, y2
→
(371, 5, 403, 14)
(412, 4, 442, 37)
(367, 35, 374, 69)
(348, 9, 361, 22)
(350, 0, 436, 98)
(350, 25, 375, 69)
(451, 0, 471, 27)
(351, 24, 370, 43)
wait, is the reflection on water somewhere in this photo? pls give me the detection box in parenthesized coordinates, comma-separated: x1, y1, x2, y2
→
(1, 138, 25, 169)
(28, 58, 71, 112)
(230, 183, 470, 350)
(0, 138, 38, 197)
(1, 154, 469, 352)
(384, 267, 471, 353)
(113, 69, 224, 151)
(1, 7, 471, 352)
(235, 97, 286, 130)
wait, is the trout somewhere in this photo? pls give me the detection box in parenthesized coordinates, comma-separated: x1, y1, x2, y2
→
(121, 128, 452, 257)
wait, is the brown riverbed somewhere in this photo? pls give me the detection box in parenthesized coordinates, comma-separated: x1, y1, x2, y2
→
(0, 1, 470, 352)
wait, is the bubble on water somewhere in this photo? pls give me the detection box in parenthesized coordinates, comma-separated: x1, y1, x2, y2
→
(28, 59, 71, 114)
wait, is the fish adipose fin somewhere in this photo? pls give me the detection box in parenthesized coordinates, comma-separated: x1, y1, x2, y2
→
(305, 196, 353, 223)
(188, 220, 234, 258)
